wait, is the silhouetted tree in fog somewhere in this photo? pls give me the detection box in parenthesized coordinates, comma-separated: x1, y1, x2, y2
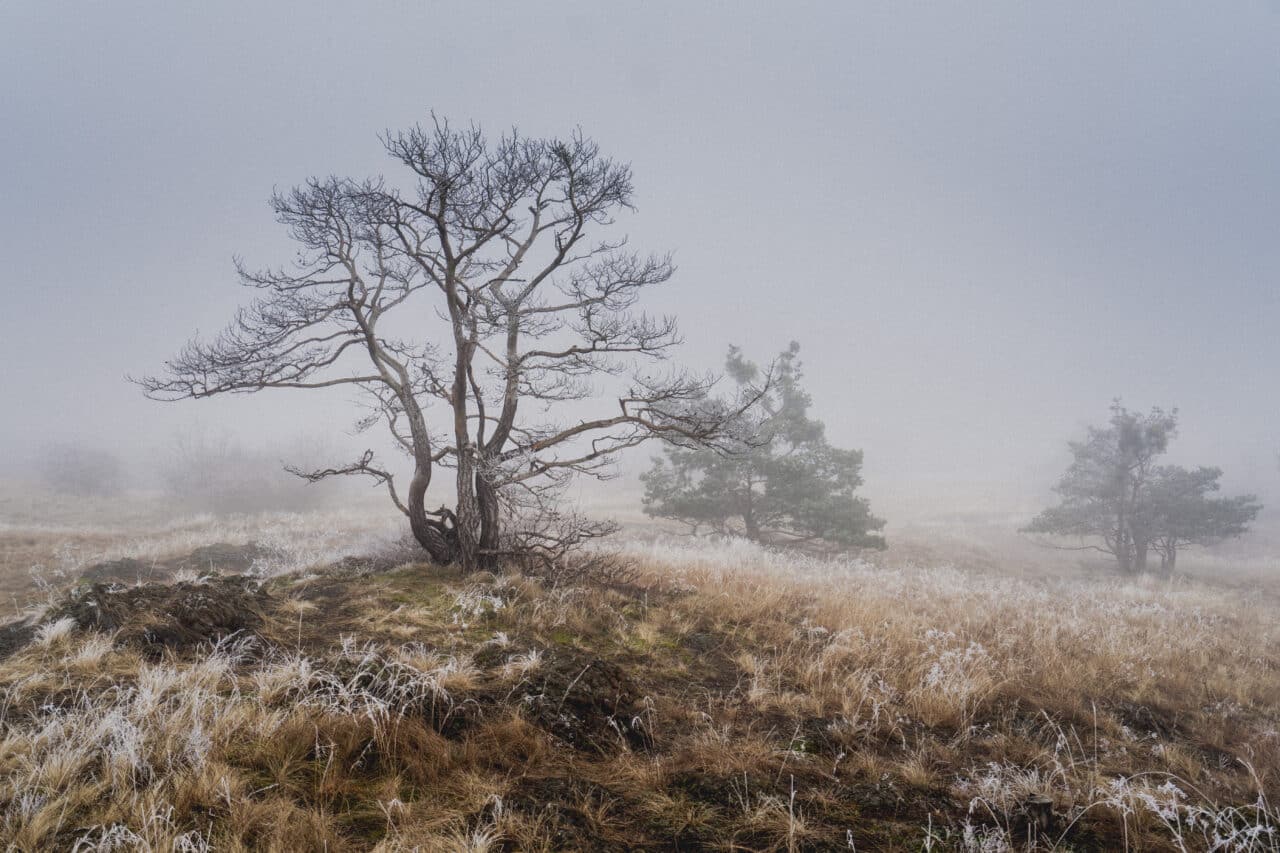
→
(642, 343, 886, 549)
(138, 117, 746, 571)
(38, 444, 123, 497)
(1023, 403, 1175, 573)
(1023, 402, 1260, 573)
(157, 428, 337, 515)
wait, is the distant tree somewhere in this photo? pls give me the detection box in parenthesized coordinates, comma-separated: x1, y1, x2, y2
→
(157, 428, 337, 516)
(1023, 403, 1260, 573)
(138, 117, 741, 571)
(1142, 465, 1261, 573)
(38, 444, 123, 497)
(1023, 403, 1175, 573)
(642, 343, 886, 549)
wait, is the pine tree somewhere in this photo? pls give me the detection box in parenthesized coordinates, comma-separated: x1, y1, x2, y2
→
(1023, 403, 1260, 572)
(642, 343, 886, 549)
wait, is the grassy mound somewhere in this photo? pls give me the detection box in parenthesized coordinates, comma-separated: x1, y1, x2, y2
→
(0, 540, 1277, 850)
(45, 574, 270, 657)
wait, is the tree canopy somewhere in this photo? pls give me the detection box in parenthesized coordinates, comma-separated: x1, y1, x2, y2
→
(1023, 402, 1260, 572)
(641, 343, 886, 549)
(1141, 465, 1262, 571)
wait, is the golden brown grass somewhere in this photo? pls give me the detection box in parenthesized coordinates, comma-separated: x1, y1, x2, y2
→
(0, 504, 1278, 849)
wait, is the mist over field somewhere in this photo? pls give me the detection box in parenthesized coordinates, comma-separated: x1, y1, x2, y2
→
(4, 2, 1280, 528)
(2, 3, 1280, 851)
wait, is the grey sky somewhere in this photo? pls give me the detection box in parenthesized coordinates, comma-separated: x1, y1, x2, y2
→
(2, 2, 1278, 520)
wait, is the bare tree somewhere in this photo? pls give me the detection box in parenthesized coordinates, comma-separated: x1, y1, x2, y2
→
(138, 117, 740, 571)
(38, 444, 123, 498)
(157, 427, 338, 515)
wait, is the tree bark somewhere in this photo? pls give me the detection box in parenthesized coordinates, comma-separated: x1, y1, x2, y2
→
(742, 479, 761, 542)
(1115, 531, 1134, 573)
(407, 462, 456, 563)
(1134, 539, 1149, 573)
(1115, 519, 1133, 573)
(475, 470, 502, 570)
(398, 390, 458, 564)
(453, 452, 481, 571)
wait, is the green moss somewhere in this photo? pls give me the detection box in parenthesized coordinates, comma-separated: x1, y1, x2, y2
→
(549, 628, 576, 646)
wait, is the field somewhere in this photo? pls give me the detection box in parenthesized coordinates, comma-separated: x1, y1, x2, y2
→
(0, 488, 1278, 851)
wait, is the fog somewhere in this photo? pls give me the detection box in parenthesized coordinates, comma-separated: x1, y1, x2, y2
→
(3, 2, 1279, 525)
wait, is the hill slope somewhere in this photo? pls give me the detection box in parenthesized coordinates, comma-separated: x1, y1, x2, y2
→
(0, 532, 1278, 850)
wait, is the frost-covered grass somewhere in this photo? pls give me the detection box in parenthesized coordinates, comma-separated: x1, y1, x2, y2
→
(0, 630, 497, 850)
(0, 506, 1277, 849)
(606, 534, 1280, 849)
(2, 501, 405, 610)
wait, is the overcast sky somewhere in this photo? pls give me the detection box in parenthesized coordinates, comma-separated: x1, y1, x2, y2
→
(2, 2, 1278, 520)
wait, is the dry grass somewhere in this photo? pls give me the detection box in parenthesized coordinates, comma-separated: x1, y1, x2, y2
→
(0, 498, 1278, 850)
(0, 486, 403, 615)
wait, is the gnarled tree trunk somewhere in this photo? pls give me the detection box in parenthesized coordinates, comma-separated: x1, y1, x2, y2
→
(453, 452, 481, 572)
(475, 471, 502, 570)
(407, 463, 456, 563)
